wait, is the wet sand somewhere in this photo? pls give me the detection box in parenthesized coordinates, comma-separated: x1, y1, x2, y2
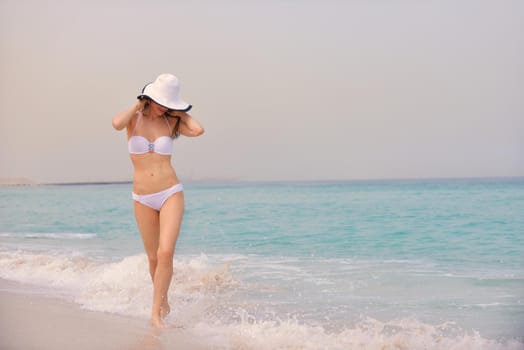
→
(0, 289, 207, 350)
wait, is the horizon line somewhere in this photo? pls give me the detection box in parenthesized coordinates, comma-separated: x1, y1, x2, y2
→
(2, 175, 523, 187)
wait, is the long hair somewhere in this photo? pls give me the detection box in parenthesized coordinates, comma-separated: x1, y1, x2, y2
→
(141, 98, 181, 139)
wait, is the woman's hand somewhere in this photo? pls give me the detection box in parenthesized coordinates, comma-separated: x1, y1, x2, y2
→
(136, 98, 146, 112)
(172, 112, 205, 137)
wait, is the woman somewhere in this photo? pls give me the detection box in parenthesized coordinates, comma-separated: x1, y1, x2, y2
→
(112, 73, 204, 328)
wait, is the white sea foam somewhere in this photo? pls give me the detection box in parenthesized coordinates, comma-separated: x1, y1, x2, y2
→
(0, 250, 237, 318)
(0, 232, 97, 239)
(190, 317, 524, 350)
(0, 250, 522, 350)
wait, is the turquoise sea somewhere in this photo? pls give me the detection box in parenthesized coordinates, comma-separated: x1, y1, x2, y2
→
(1, 178, 523, 349)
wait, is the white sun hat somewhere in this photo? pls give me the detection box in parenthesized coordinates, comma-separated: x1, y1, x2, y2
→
(137, 73, 192, 112)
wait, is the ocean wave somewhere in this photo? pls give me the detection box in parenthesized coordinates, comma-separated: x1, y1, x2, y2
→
(189, 317, 524, 350)
(0, 232, 97, 240)
(0, 250, 522, 349)
(0, 251, 237, 317)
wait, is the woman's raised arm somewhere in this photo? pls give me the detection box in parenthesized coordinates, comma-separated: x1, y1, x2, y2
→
(112, 100, 144, 131)
(175, 112, 205, 137)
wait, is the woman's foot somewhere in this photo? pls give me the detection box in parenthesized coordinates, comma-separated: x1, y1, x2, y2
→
(151, 316, 173, 329)
(151, 299, 171, 329)
(160, 300, 171, 319)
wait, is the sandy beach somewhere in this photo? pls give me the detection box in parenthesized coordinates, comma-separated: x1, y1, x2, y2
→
(0, 285, 206, 350)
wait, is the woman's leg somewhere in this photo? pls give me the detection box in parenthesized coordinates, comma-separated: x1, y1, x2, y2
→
(151, 191, 184, 327)
(134, 202, 160, 281)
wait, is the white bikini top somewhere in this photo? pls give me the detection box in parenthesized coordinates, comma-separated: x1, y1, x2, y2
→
(128, 114, 173, 155)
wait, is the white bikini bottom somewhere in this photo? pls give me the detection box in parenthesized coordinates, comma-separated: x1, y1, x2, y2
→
(132, 183, 184, 211)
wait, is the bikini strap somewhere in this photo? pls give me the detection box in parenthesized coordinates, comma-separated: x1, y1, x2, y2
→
(163, 115, 172, 134)
(131, 112, 143, 135)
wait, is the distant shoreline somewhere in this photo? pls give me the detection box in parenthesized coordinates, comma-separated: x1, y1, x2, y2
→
(0, 178, 133, 186)
(0, 178, 38, 186)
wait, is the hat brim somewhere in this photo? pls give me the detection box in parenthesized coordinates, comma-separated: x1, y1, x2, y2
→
(137, 94, 192, 112)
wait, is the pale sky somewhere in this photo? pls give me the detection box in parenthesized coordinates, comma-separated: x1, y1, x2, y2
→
(1, 0, 523, 183)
